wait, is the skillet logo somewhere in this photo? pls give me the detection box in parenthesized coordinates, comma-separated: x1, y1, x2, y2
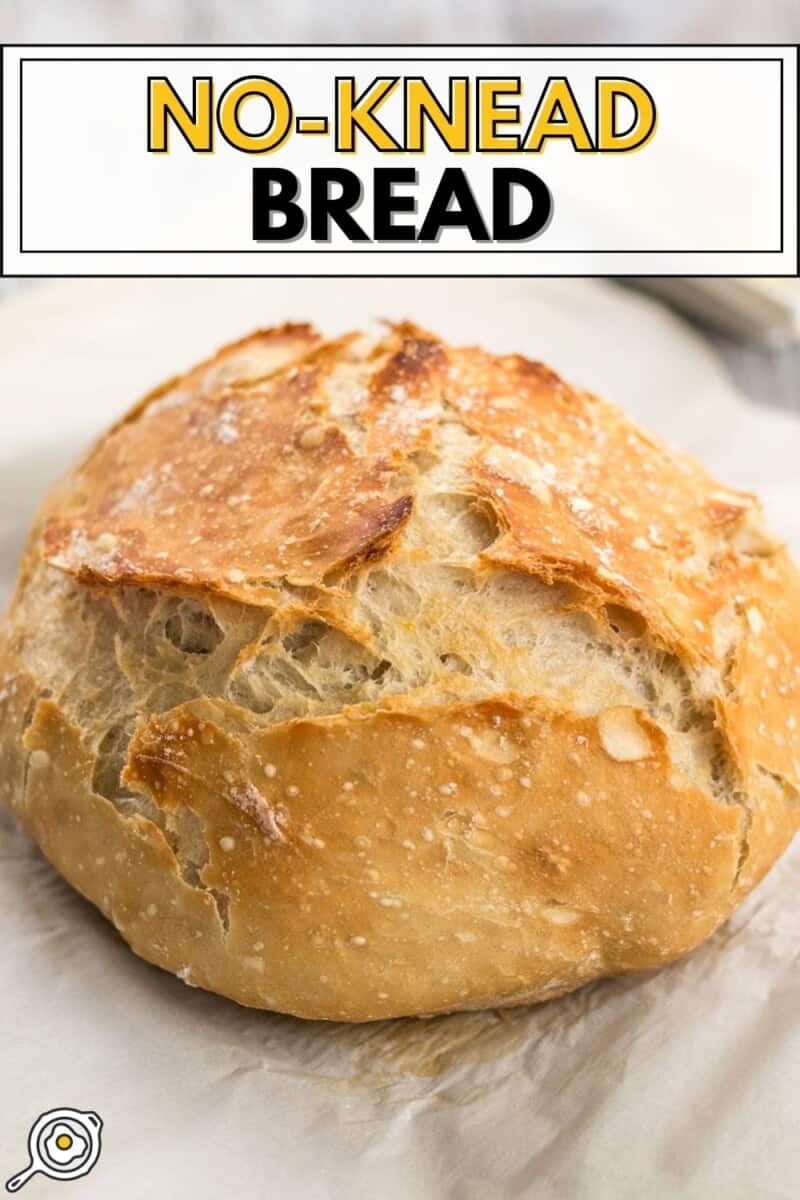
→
(146, 74, 657, 245)
(5, 1109, 103, 1192)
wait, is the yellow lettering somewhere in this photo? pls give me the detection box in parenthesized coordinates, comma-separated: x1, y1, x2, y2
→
(597, 78, 657, 152)
(477, 79, 521, 151)
(218, 77, 293, 153)
(405, 78, 469, 151)
(337, 78, 401, 151)
(148, 77, 213, 152)
(523, 79, 594, 152)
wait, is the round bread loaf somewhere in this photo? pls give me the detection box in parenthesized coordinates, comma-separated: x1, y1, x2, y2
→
(1, 323, 799, 1021)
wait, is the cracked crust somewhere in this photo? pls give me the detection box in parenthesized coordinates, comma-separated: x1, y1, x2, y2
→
(1, 322, 799, 1021)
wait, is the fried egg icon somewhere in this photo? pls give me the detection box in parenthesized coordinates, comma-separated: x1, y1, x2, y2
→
(43, 1122, 89, 1167)
(5, 1108, 102, 1192)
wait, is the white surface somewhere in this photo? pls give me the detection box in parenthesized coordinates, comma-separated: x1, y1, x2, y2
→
(1, 278, 799, 1199)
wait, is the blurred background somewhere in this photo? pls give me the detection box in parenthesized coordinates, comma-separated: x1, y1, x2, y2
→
(1, 0, 800, 412)
(1, 0, 798, 412)
(1, 0, 799, 45)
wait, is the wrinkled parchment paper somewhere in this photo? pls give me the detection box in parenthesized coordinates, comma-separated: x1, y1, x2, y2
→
(1, 279, 798, 1200)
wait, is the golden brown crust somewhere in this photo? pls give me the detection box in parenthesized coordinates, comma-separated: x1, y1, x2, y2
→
(43, 327, 416, 601)
(17, 692, 229, 979)
(451, 348, 755, 663)
(19, 690, 742, 1021)
(364, 323, 448, 452)
(2, 322, 799, 1020)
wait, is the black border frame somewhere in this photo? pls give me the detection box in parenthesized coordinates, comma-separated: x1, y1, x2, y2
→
(1, 43, 798, 278)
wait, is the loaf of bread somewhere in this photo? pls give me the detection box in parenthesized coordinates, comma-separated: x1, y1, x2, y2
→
(1, 323, 798, 1021)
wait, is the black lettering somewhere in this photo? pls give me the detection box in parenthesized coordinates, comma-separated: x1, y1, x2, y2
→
(310, 168, 369, 241)
(252, 168, 304, 241)
(492, 168, 552, 241)
(373, 168, 417, 241)
(418, 167, 490, 242)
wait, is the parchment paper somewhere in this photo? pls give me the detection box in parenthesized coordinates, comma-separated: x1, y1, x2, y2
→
(1, 279, 798, 1199)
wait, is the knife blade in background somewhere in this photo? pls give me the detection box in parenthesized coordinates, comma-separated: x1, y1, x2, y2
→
(630, 279, 800, 346)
